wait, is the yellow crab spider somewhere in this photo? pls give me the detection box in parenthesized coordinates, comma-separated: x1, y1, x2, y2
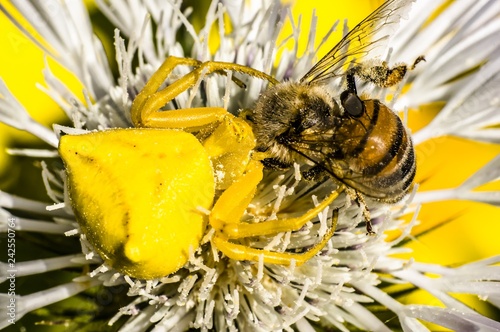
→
(59, 56, 344, 280)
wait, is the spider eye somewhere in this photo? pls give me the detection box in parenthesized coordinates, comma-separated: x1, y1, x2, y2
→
(340, 90, 365, 117)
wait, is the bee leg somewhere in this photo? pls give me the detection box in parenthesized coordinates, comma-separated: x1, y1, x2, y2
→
(346, 189, 375, 235)
(358, 196, 375, 235)
(348, 62, 407, 88)
(348, 56, 425, 88)
(260, 157, 293, 170)
(362, 207, 374, 235)
(302, 165, 328, 182)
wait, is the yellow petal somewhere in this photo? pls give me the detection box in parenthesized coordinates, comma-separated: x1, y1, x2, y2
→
(279, 0, 381, 59)
(0, 5, 83, 189)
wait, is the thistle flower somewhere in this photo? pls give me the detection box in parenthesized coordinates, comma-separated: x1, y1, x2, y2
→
(1, 0, 500, 331)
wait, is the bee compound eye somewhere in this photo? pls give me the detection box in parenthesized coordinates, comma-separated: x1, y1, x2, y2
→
(340, 90, 365, 117)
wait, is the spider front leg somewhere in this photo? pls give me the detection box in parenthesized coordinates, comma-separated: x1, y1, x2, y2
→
(209, 161, 345, 265)
(132, 57, 200, 122)
(131, 56, 278, 128)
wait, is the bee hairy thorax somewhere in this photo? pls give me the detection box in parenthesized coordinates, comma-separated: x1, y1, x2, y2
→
(251, 82, 341, 164)
(250, 81, 416, 203)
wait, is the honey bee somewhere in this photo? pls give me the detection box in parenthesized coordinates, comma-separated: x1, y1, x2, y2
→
(249, 0, 419, 225)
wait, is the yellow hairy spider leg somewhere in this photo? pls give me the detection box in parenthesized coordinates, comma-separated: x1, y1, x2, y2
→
(131, 57, 201, 125)
(142, 107, 229, 129)
(131, 56, 280, 127)
(222, 185, 345, 239)
(210, 159, 264, 232)
(212, 210, 338, 266)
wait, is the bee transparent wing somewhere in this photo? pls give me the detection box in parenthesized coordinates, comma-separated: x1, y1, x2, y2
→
(288, 132, 383, 202)
(300, 0, 415, 85)
(287, 131, 347, 175)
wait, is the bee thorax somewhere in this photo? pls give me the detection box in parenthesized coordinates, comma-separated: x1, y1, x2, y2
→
(251, 82, 339, 164)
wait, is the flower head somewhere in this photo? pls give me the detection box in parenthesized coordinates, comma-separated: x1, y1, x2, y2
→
(1, 0, 500, 331)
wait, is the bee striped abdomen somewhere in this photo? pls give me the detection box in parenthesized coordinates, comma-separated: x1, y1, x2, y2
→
(337, 99, 416, 202)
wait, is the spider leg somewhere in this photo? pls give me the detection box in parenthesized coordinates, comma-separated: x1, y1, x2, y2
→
(138, 107, 230, 129)
(210, 164, 343, 265)
(220, 185, 344, 239)
(131, 56, 279, 128)
(210, 159, 264, 231)
(212, 210, 338, 265)
(131, 57, 201, 126)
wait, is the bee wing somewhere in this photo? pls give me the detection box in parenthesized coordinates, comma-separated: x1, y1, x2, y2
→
(286, 129, 364, 184)
(287, 131, 346, 173)
(300, 0, 415, 85)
